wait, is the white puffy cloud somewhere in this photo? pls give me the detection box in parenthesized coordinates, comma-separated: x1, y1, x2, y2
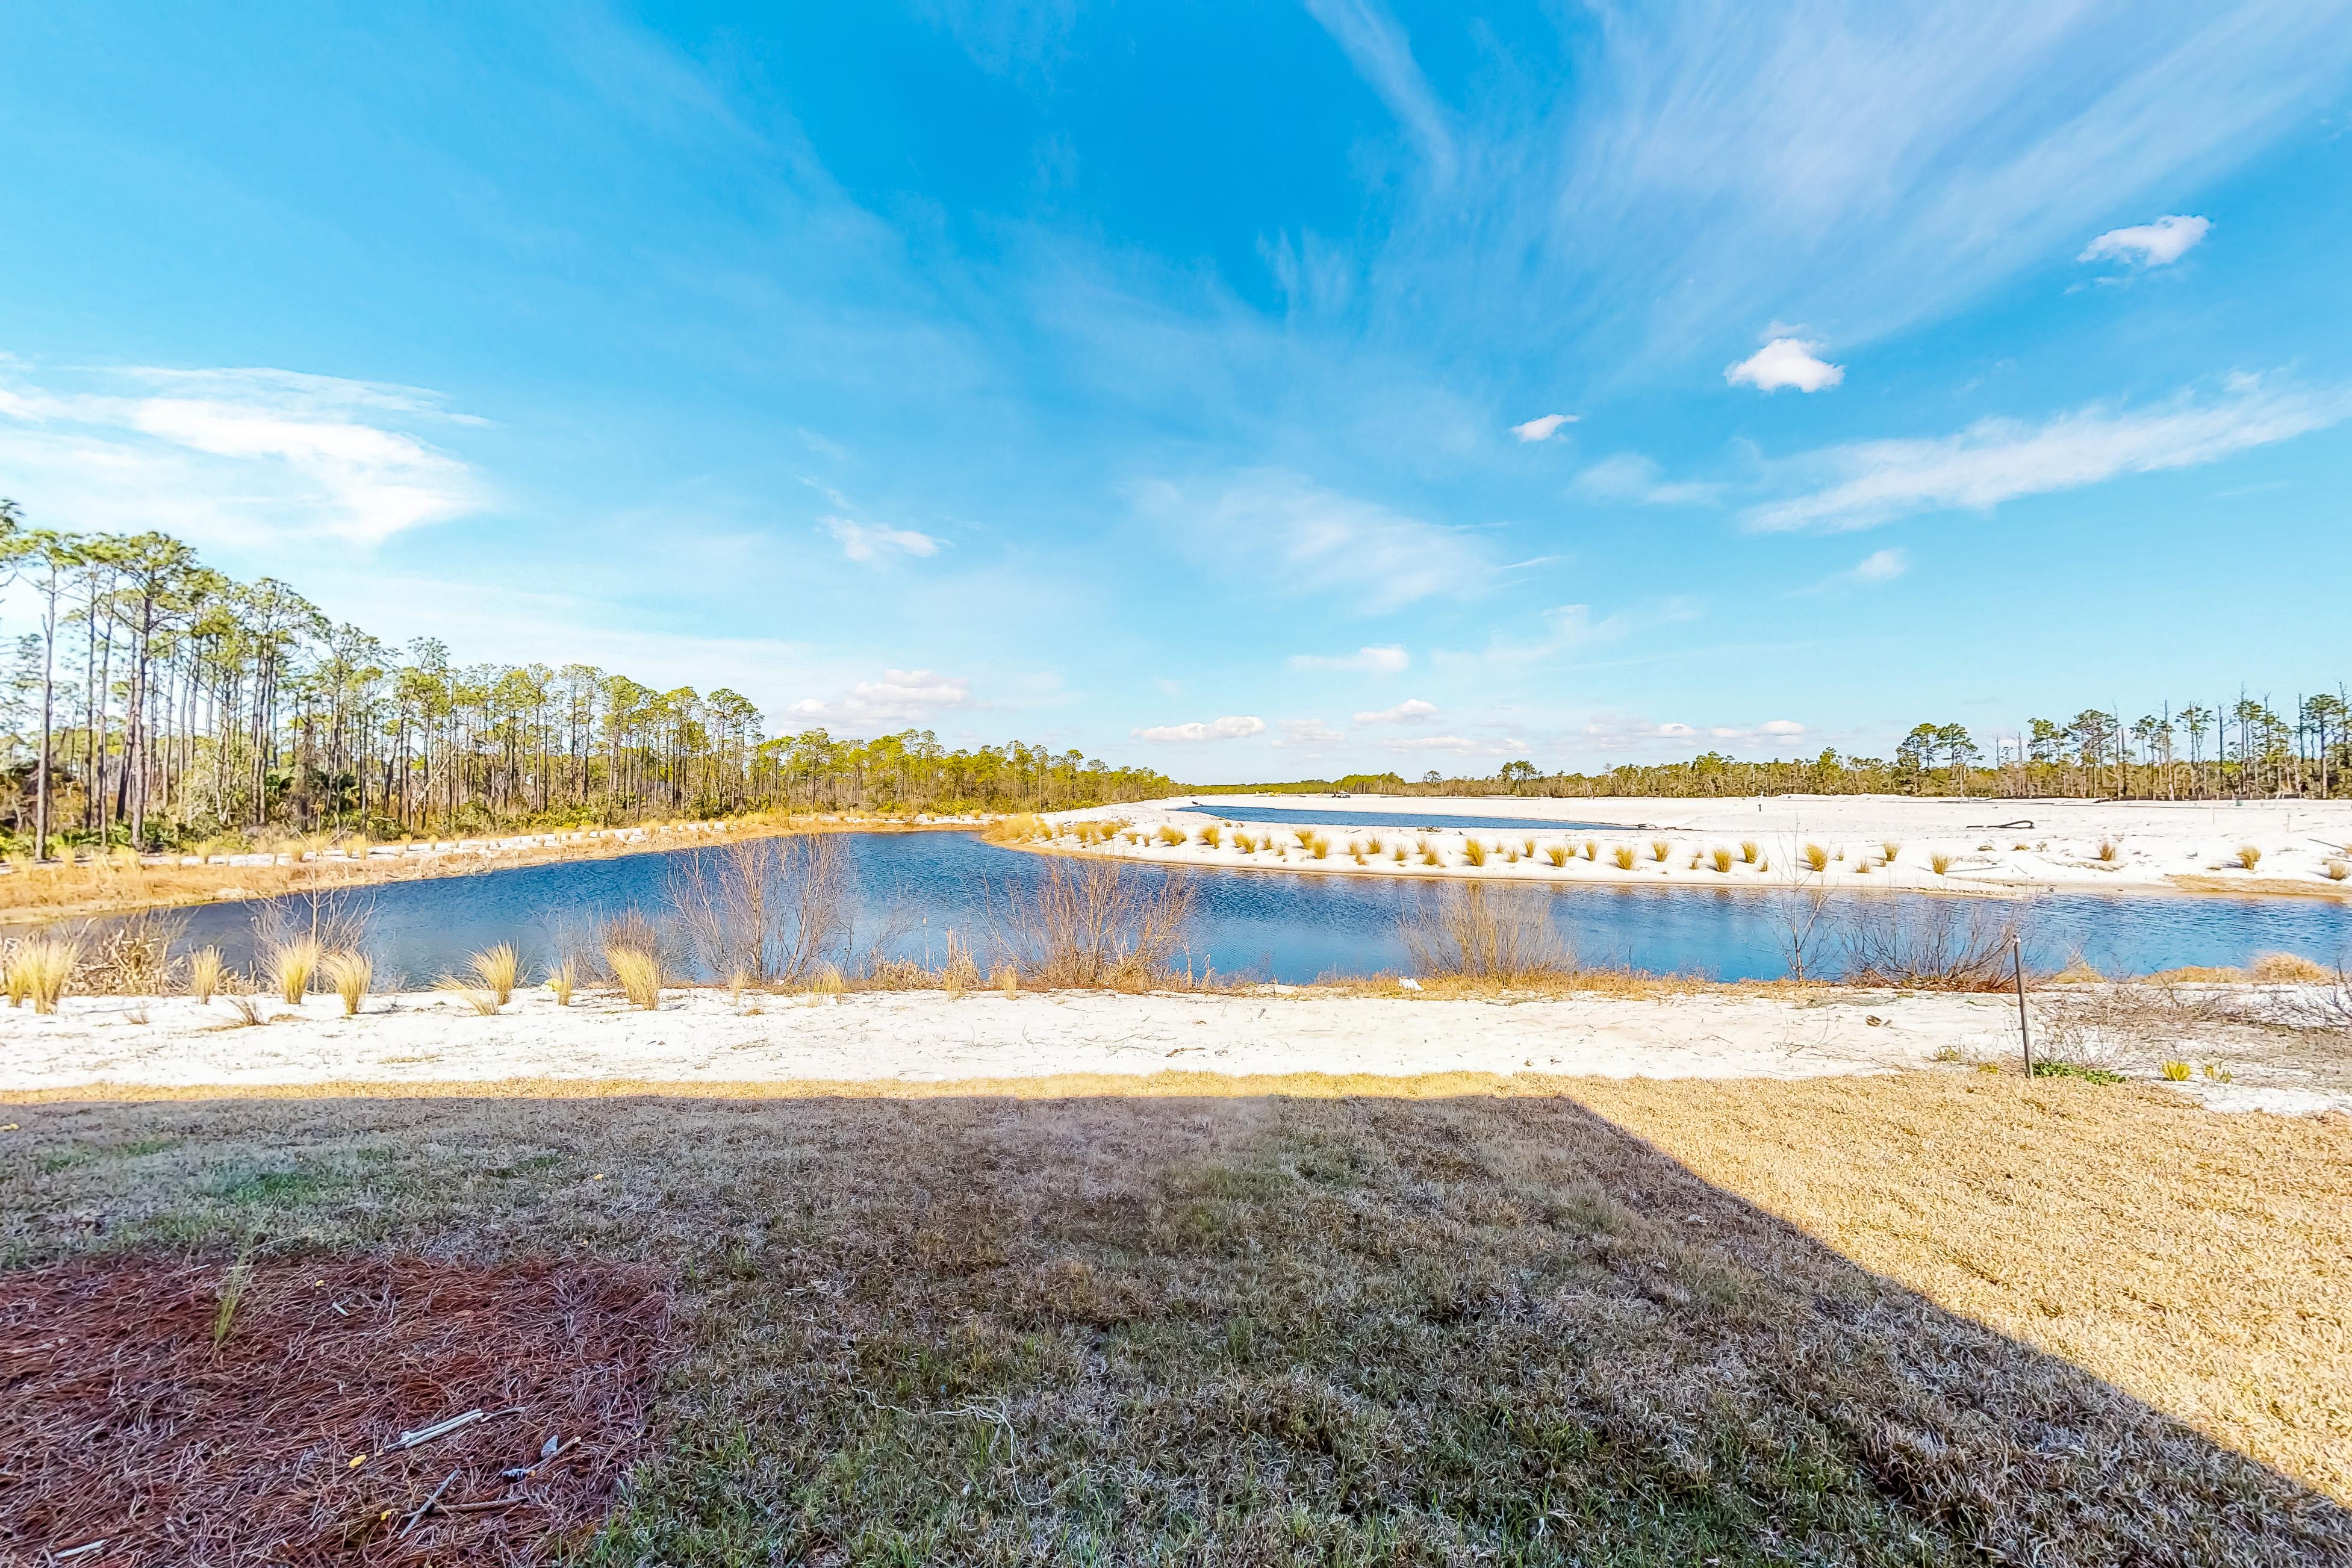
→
(1133, 715, 1266, 743)
(1510, 412, 1578, 443)
(823, 516, 944, 562)
(1289, 644, 1409, 673)
(1726, 338, 1844, 393)
(1354, 698, 1439, 725)
(788, 668, 972, 727)
(0, 362, 484, 546)
(2080, 214, 2209, 267)
(1746, 378, 2348, 532)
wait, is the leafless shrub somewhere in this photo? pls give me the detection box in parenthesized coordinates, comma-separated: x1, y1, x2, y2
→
(992, 857, 1196, 989)
(75, 910, 187, 995)
(666, 835, 903, 986)
(1399, 881, 1572, 983)
(1838, 898, 2026, 991)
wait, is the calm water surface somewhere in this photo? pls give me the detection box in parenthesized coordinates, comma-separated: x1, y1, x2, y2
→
(125, 832, 2352, 985)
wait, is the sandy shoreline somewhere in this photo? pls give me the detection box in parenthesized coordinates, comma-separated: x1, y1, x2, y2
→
(1027, 792, 2352, 900)
(4, 985, 2341, 1116)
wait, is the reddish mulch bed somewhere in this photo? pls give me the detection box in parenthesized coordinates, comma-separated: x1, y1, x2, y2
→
(0, 1254, 671, 1565)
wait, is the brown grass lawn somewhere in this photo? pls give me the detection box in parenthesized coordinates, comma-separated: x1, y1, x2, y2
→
(3, 1071, 2345, 1566)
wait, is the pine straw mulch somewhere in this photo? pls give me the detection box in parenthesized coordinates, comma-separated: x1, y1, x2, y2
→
(0, 1253, 670, 1565)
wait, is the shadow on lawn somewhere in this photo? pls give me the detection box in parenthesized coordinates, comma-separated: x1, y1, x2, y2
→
(3, 1086, 2344, 1567)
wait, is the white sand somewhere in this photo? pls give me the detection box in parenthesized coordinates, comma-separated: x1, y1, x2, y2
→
(1039, 792, 2352, 898)
(1, 986, 2338, 1115)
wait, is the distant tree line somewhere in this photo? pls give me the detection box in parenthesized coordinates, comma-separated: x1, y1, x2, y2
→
(1208, 695, 2352, 801)
(0, 503, 1172, 851)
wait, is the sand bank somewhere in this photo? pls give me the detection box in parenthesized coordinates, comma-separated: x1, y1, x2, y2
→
(1032, 792, 2352, 898)
(2, 985, 2338, 1115)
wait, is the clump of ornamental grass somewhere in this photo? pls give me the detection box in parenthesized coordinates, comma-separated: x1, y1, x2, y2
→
(1421, 847, 1442, 866)
(1612, 845, 1637, 870)
(1930, 853, 1954, 876)
(1295, 830, 1317, 850)
(1365, 835, 1384, 855)
(8, 936, 79, 1013)
(2250, 951, 2329, 984)
(264, 936, 322, 1004)
(1522, 838, 1537, 857)
(1740, 840, 1759, 864)
(1392, 845, 1408, 863)
(1462, 839, 1489, 867)
(1803, 843, 1831, 873)
(1710, 847, 1734, 873)
(1233, 832, 1257, 854)
(2161, 1060, 2192, 1081)
(469, 942, 519, 1006)
(2327, 859, 2350, 882)
(1308, 833, 1331, 860)
(1647, 839, 1668, 863)
(1157, 825, 1185, 847)
(1546, 846, 1568, 867)
(1881, 841, 1902, 864)
(2237, 845, 2263, 871)
(186, 945, 224, 1003)
(608, 943, 664, 1010)
(547, 957, 578, 1006)
(314, 950, 368, 1016)
(995, 964, 1020, 997)
(2097, 839, 2121, 863)
(1198, 826, 1222, 848)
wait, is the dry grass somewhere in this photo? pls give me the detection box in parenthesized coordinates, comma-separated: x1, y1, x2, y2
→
(1880, 840, 1902, 863)
(1740, 839, 1759, 864)
(1803, 842, 1831, 873)
(2097, 838, 2121, 863)
(1710, 847, 1734, 873)
(1612, 845, 1636, 870)
(1929, 852, 1954, 875)
(1461, 839, 1488, 867)
(2250, 951, 2330, 983)
(320, 951, 372, 1017)
(548, 957, 579, 1007)
(1545, 845, 1568, 867)
(2238, 844, 2264, 871)
(2328, 859, 2350, 882)
(2, 1075, 2344, 1564)
(1156, 825, 1186, 847)
(1198, 826, 1222, 848)
(187, 945, 224, 1003)
(470, 943, 520, 1006)
(265, 936, 323, 1005)
(608, 946, 664, 1010)
(6, 936, 79, 1015)
(1649, 838, 1671, 863)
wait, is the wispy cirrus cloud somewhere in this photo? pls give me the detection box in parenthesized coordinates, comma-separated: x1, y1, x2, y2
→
(1354, 698, 1438, 725)
(1746, 377, 2350, 532)
(0, 361, 485, 546)
(1135, 470, 1495, 611)
(823, 515, 945, 562)
(1304, 0, 1455, 182)
(1289, 644, 1408, 673)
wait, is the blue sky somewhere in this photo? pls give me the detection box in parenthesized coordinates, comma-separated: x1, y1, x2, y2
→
(3, 2, 2350, 780)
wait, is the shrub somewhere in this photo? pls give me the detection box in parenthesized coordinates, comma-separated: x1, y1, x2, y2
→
(1399, 882, 1572, 983)
(2329, 859, 2350, 882)
(2236, 844, 2263, 871)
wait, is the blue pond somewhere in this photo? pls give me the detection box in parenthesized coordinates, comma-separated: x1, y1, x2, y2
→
(119, 832, 2352, 986)
(1176, 802, 1622, 833)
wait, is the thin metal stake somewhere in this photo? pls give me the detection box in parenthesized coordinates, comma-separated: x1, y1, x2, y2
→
(2012, 935, 2032, 1077)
